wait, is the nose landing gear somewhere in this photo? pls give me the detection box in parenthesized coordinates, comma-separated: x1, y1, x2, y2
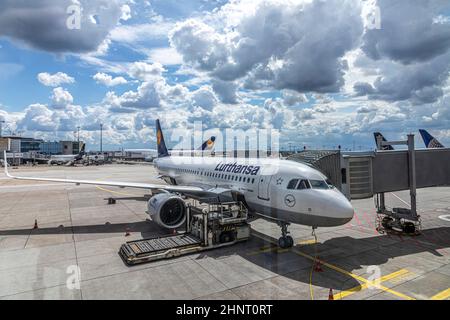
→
(278, 221, 294, 249)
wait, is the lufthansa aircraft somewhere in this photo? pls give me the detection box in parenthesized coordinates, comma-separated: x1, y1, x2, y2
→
(3, 120, 354, 248)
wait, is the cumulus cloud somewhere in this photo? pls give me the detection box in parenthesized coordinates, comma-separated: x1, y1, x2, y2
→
(93, 72, 127, 86)
(190, 86, 219, 110)
(37, 72, 75, 87)
(354, 0, 450, 104)
(0, 0, 123, 53)
(51, 87, 74, 109)
(128, 62, 166, 81)
(282, 90, 308, 106)
(211, 80, 239, 104)
(362, 0, 450, 64)
(170, 0, 364, 93)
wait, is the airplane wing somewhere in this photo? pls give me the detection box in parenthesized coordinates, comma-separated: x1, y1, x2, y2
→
(3, 151, 203, 194)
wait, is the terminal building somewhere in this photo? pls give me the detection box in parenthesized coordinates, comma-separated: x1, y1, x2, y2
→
(0, 136, 84, 165)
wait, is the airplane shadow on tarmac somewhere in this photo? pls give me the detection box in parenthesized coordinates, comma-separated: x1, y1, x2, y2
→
(1, 216, 449, 294)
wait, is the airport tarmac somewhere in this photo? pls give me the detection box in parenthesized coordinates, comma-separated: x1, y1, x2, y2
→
(0, 164, 449, 300)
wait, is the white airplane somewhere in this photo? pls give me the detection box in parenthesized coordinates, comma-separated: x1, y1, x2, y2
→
(3, 120, 354, 248)
(125, 136, 216, 162)
(48, 143, 86, 166)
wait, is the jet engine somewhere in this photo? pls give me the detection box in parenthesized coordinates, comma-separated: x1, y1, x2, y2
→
(147, 193, 187, 229)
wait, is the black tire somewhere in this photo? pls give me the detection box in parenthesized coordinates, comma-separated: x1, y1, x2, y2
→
(278, 237, 288, 249)
(286, 236, 294, 248)
(403, 222, 416, 234)
(382, 217, 393, 229)
(220, 231, 234, 243)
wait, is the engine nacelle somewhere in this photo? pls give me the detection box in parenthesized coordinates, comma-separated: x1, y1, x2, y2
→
(147, 193, 187, 229)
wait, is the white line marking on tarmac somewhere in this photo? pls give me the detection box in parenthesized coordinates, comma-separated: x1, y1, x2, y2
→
(438, 215, 450, 222)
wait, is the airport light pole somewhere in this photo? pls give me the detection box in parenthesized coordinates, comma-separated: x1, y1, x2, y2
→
(77, 126, 80, 144)
(100, 123, 103, 153)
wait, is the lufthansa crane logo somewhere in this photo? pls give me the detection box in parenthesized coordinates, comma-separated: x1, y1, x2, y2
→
(157, 130, 162, 145)
(284, 194, 296, 207)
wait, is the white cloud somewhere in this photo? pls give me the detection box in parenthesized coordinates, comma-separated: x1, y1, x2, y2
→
(51, 87, 74, 109)
(0, 0, 123, 54)
(148, 47, 183, 66)
(120, 4, 132, 21)
(128, 62, 166, 81)
(170, 0, 364, 93)
(93, 72, 127, 86)
(37, 72, 75, 87)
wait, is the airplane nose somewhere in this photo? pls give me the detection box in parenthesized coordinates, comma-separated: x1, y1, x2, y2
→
(337, 199, 355, 222)
(328, 190, 355, 224)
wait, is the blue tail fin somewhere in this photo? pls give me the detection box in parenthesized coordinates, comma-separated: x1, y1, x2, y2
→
(374, 132, 394, 150)
(156, 119, 169, 158)
(198, 136, 216, 151)
(419, 129, 444, 148)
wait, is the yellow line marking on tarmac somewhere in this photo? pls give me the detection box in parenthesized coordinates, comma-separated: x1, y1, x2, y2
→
(291, 248, 416, 300)
(246, 244, 416, 300)
(333, 269, 411, 300)
(431, 288, 450, 300)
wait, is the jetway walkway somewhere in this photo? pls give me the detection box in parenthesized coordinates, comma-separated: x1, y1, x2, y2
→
(288, 134, 450, 235)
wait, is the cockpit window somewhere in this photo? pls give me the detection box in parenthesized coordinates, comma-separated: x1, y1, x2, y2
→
(287, 179, 299, 190)
(309, 180, 330, 189)
(325, 179, 335, 188)
(297, 180, 310, 190)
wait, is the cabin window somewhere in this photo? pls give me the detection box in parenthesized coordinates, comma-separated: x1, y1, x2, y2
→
(252, 178, 255, 184)
(287, 179, 299, 190)
(309, 180, 330, 190)
(239, 177, 242, 182)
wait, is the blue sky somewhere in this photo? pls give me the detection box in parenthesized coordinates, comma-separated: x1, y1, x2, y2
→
(0, 0, 450, 151)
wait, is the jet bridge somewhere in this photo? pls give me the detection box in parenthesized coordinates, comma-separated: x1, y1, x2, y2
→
(288, 135, 450, 234)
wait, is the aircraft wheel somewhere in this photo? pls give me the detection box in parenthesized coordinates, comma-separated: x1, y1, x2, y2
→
(402, 222, 416, 234)
(278, 237, 288, 249)
(286, 236, 294, 248)
(220, 231, 234, 244)
(381, 217, 394, 229)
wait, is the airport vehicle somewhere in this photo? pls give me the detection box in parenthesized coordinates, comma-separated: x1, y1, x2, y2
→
(419, 129, 445, 148)
(3, 120, 354, 249)
(124, 149, 158, 162)
(48, 143, 85, 166)
(120, 201, 250, 265)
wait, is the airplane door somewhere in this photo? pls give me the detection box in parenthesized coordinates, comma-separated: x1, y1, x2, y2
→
(258, 165, 275, 200)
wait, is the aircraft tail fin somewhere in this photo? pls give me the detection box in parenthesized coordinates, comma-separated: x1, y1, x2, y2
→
(374, 132, 394, 150)
(197, 136, 216, 151)
(156, 119, 169, 158)
(79, 142, 85, 155)
(419, 129, 444, 148)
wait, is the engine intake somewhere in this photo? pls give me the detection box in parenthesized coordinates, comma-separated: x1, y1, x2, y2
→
(147, 193, 187, 229)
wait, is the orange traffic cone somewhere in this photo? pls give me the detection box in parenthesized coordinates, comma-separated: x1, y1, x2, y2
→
(33, 219, 38, 229)
(125, 228, 131, 237)
(328, 288, 334, 300)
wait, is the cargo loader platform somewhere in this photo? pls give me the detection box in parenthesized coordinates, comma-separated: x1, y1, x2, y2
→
(119, 201, 251, 265)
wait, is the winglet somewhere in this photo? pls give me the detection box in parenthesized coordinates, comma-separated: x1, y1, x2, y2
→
(3, 151, 12, 178)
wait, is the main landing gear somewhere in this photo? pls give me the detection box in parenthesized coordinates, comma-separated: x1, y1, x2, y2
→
(277, 221, 294, 249)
